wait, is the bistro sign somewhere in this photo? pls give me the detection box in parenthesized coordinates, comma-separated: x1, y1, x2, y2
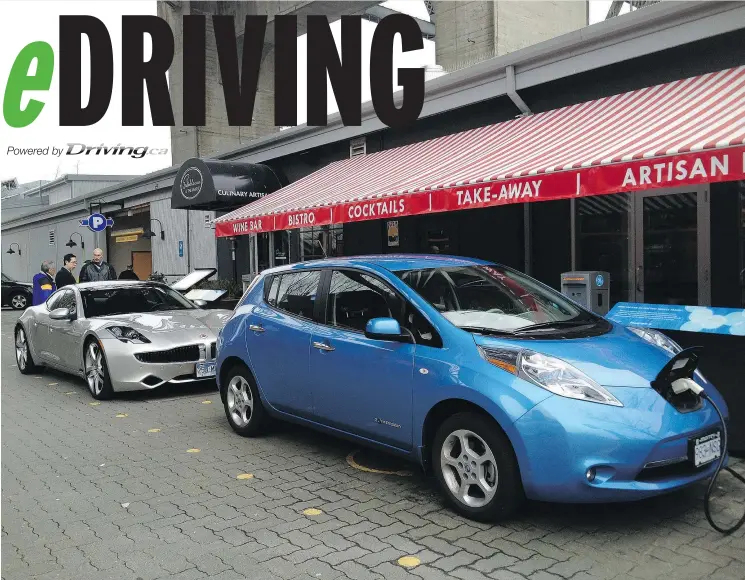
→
(171, 158, 283, 211)
(215, 146, 745, 237)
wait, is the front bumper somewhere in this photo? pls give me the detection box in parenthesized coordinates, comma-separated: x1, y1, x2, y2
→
(514, 386, 728, 503)
(99, 337, 217, 392)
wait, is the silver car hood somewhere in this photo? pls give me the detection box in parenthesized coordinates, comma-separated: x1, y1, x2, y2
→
(93, 309, 232, 341)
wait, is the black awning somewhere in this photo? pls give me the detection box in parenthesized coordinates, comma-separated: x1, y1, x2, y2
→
(171, 158, 283, 211)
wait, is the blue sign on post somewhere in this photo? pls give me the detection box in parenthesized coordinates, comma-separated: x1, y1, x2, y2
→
(80, 213, 114, 232)
(595, 274, 604, 287)
(178, 241, 184, 257)
(606, 302, 745, 336)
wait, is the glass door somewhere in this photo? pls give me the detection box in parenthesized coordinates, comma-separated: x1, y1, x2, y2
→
(633, 188, 710, 305)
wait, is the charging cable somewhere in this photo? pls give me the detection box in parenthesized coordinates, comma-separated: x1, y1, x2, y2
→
(700, 390, 745, 534)
(670, 378, 745, 534)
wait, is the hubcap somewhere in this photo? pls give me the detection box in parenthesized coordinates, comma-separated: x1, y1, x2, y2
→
(441, 429, 498, 508)
(85, 343, 105, 396)
(227, 375, 253, 427)
(15, 329, 28, 370)
(11, 295, 27, 309)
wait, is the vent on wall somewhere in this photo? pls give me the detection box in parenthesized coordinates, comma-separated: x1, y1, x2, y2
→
(350, 137, 366, 158)
(48, 230, 55, 246)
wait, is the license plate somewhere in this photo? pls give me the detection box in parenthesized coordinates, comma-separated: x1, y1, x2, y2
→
(196, 361, 216, 378)
(690, 430, 721, 468)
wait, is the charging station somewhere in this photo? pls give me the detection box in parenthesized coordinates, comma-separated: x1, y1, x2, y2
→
(560, 271, 610, 316)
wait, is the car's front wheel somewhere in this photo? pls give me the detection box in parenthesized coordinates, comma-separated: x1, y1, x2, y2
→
(15, 326, 38, 374)
(432, 412, 523, 522)
(10, 292, 28, 310)
(222, 363, 267, 437)
(84, 339, 114, 400)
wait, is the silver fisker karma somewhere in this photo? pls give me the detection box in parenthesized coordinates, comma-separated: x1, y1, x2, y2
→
(14, 280, 233, 399)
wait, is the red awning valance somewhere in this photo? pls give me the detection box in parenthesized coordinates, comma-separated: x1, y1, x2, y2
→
(215, 65, 745, 237)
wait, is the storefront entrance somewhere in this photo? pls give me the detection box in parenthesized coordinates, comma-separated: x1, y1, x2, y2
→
(576, 186, 711, 307)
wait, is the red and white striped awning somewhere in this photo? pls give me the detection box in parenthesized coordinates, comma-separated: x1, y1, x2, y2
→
(215, 65, 745, 237)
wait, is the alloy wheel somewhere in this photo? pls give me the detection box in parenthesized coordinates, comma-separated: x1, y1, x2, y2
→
(85, 342, 105, 396)
(440, 428, 499, 508)
(227, 375, 254, 427)
(15, 328, 28, 370)
(11, 294, 27, 309)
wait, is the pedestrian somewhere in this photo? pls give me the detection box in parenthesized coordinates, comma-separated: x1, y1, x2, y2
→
(55, 253, 78, 288)
(78, 248, 117, 282)
(32, 261, 56, 305)
(118, 265, 139, 280)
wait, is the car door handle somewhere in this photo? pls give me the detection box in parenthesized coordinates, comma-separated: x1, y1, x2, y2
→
(312, 341, 335, 352)
(249, 324, 265, 333)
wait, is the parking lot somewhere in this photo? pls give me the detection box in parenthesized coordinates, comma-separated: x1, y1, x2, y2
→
(2, 309, 744, 580)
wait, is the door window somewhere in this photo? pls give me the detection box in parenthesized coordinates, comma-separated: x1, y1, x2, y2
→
(326, 269, 443, 347)
(273, 270, 321, 319)
(56, 290, 77, 312)
(45, 290, 66, 310)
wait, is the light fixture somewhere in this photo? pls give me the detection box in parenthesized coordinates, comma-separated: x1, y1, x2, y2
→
(66, 232, 85, 249)
(6, 243, 21, 256)
(143, 218, 165, 240)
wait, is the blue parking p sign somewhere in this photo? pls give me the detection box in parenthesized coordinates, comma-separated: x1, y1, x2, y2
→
(80, 213, 114, 232)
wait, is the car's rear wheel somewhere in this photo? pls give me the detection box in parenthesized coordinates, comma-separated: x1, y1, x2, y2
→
(10, 292, 28, 310)
(223, 363, 267, 436)
(15, 326, 38, 374)
(432, 412, 523, 522)
(84, 339, 113, 400)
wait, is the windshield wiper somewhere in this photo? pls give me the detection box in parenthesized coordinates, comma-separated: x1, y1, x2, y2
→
(512, 320, 594, 334)
(458, 326, 518, 337)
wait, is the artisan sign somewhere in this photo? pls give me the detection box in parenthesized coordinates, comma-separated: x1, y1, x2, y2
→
(214, 146, 745, 237)
(171, 158, 282, 211)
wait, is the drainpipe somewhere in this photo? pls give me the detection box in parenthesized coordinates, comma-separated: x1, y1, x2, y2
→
(505, 65, 532, 116)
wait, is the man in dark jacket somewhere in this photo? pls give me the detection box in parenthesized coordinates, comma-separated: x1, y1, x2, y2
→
(55, 253, 78, 288)
(79, 248, 116, 282)
(118, 265, 139, 280)
(32, 261, 56, 305)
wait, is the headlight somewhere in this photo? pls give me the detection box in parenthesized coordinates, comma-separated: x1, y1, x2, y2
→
(627, 327, 681, 355)
(628, 326, 707, 383)
(479, 347, 623, 407)
(106, 326, 150, 344)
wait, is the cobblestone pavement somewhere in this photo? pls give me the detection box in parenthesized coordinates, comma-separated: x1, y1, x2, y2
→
(2, 310, 744, 580)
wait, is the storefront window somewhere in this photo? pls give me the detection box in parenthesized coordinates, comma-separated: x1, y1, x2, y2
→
(740, 189, 745, 307)
(576, 194, 631, 306)
(300, 225, 343, 261)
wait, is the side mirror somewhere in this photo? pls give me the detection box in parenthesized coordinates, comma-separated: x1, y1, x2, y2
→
(49, 307, 74, 321)
(364, 317, 412, 343)
(192, 299, 208, 308)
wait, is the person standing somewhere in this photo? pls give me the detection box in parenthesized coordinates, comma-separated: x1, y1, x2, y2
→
(78, 248, 116, 282)
(55, 253, 78, 288)
(118, 265, 139, 280)
(32, 261, 56, 305)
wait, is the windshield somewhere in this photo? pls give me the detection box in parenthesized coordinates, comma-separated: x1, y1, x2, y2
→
(397, 265, 603, 335)
(80, 285, 196, 317)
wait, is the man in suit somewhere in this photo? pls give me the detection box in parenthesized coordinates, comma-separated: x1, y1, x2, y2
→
(32, 261, 56, 305)
(55, 253, 78, 288)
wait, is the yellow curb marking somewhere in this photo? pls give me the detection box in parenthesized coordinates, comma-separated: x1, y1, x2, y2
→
(148, 429, 161, 433)
(115, 413, 128, 418)
(202, 400, 212, 404)
(186, 448, 200, 453)
(89, 402, 101, 406)
(303, 508, 323, 516)
(236, 473, 254, 480)
(398, 556, 421, 568)
(345, 450, 413, 477)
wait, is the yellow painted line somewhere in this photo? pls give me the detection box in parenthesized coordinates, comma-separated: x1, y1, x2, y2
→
(148, 428, 161, 433)
(115, 413, 128, 418)
(398, 556, 421, 568)
(236, 473, 254, 480)
(186, 448, 200, 453)
(345, 450, 412, 477)
(202, 400, 212, 404)
(303, 508, 323, 516)
(89, 402, 101, 406)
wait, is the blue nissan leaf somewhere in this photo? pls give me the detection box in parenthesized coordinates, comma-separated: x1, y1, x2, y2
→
(216, 255, 729, 521)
